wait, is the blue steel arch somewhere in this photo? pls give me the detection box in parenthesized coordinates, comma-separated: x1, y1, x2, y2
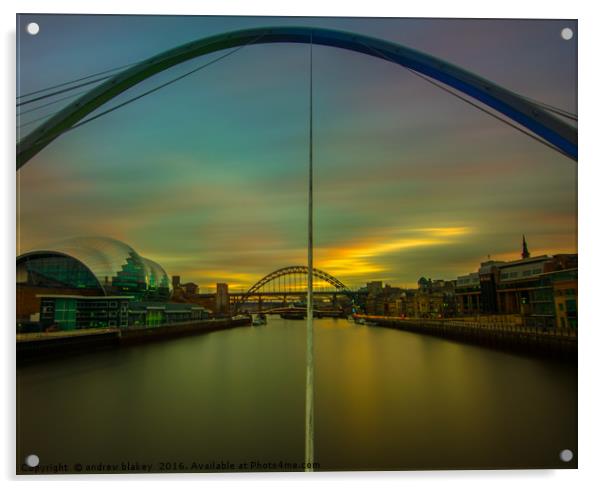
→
(16, 26, 577, 168)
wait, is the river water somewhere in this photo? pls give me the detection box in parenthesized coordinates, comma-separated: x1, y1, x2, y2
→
(17, 317, 577, 472)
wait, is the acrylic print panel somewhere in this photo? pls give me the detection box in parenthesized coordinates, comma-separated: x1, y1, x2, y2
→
(16, 14, 577, 474)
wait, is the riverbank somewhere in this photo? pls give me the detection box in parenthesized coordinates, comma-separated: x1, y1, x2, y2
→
(16, 316, 252, 361)
(355, 315, 577, 359)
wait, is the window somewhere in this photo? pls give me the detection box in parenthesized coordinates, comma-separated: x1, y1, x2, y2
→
(54, 298, 77, 330)
(23, 255, 100, 289)
(566, 299, 577, 313)
(558, 303, 564, 311)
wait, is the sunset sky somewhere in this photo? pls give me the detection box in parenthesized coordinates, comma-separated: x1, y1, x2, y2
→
(17, 15, 577, 291)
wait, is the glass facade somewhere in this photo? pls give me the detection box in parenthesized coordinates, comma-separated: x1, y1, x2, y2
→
(143, 258, 171, 300)
(532, 286, 556, 316)
(145, 309, 164, 327)
(111, 251, 148, 295)
(53, 298, 77, 330)
(19, 254, 101, 289)
(565, 299, 577, 328)
(17, 236, 172, 300)
(39, 296, 131, 329)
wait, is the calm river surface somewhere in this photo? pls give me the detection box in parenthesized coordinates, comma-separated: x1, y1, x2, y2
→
(17, 318, 577, 472)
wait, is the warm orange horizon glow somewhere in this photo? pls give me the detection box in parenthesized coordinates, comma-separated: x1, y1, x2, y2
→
(317, 227, 472, 281)
(191, 227, 477, 291)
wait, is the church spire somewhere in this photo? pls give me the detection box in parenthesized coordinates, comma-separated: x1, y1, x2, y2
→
(522, 234, 530, 259)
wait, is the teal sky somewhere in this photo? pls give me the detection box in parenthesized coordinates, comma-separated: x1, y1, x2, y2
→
(16, 15, 577, 292)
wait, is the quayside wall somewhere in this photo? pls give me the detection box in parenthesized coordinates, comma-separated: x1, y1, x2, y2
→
(16, 317, 252, 361)
(356, 315, 577, 359)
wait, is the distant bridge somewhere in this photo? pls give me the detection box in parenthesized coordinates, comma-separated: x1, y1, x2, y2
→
(232, 265, 352, 312)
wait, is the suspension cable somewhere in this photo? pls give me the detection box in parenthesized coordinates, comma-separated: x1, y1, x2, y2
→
(17, 35, 264, 147)
(17, 75, 126, 108)
(17, 111, 57, 130)
(17, 61, 139, 100)
(521, 95, 577, 121)
(407, 66, 574, 159)
(17, 47, 576, 122)
(360, 41, 575, 161)
(17, 88, 92, 117)
(17, 89, 95, 130)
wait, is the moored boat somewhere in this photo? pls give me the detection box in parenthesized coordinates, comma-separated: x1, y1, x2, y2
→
(280, 312, 305, 320)
(252, 313, 267, 326)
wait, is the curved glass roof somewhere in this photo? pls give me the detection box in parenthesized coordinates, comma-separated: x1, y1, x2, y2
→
(143, 257, 171, 292)
(17, 236, 171, 298)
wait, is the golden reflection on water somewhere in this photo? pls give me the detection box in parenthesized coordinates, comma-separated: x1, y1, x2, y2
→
(17, 318, 576, 472)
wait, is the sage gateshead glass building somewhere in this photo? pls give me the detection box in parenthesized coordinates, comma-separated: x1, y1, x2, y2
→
(17, 236, 172, 301)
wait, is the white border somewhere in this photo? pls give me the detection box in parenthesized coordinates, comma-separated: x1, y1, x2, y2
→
(3, 1, 601, 488)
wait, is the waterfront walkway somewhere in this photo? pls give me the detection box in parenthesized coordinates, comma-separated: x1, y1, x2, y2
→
(16, 317, 252, 361)
(16, 328, 120, 343)
(356, 315, 577, 357)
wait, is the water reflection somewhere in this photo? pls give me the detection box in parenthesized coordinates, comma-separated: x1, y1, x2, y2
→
(17, 318, 577, 471)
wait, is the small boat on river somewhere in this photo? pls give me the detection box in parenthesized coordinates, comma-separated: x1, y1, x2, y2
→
(252, 313, 268, 326)
(280, 311, 305, 320)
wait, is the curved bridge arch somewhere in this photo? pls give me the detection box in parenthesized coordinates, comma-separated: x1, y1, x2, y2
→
(235, 265, 348, 311)
(17, 26, 577, 168)
(246, 265, 348, 295)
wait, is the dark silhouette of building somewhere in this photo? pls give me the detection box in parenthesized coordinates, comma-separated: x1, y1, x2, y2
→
(182, 282, 199, 296)
(215, 283, 230, 315)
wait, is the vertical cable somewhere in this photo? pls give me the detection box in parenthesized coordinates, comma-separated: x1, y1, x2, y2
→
(305, 30, 315, 472)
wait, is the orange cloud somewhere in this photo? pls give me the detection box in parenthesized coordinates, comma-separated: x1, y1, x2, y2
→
(317, 226, 472, 279)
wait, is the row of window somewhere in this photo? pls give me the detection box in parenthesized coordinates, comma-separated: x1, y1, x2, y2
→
(457, 279, 479, 285)
(555, 288, 577, 296)
(559, 317, 578, 328)
(500, 268, 543, 280)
